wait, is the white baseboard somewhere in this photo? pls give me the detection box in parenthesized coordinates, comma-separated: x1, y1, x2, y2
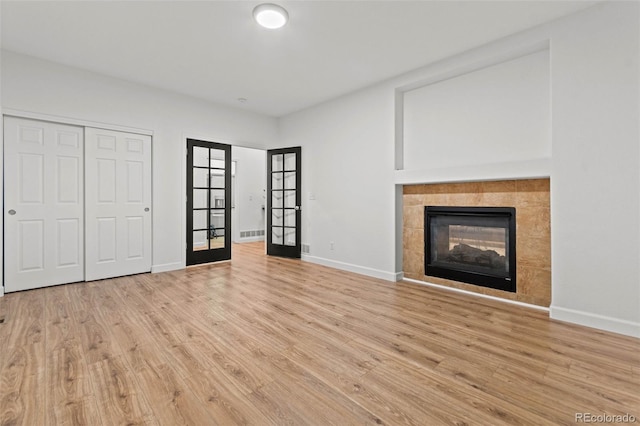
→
(403, 277, 550, 312)
(234, 236, 265, 243)
(301, 255, 399, 282)
(550, 306, 640, 338)
(151, 262, 184, 274)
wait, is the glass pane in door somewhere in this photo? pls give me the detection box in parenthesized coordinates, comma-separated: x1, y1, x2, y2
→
(193, 210, 207, 229)
(193, 168, 209, 187)
(193, 231, 208, 251)
(193, 146, 209, 167)
(272, 154, 284, 172)
(284, 228, 296, 246)
(193, 189, 208, 209)
(284, 153, 296, 170)
(284, 172, 296, 189)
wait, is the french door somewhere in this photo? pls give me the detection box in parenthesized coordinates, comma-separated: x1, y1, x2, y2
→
(267, 147, 301, 258)
(186, 139, 231, 265)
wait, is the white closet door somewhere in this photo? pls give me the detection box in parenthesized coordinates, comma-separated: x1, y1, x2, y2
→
(85, 128, 151, 281)
(4, 117, 84, 292)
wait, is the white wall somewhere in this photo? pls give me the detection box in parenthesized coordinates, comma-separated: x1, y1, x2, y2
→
(403, 50, 550, 171)
(279, 84, 398, 280)
(1, 50, 278, 273)
(549, 2, 640, 336)
(232, 146, 266, 242)
(279, 2, 639, 337)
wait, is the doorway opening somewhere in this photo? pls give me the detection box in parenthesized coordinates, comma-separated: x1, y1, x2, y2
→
(185, 143, 302, 265)
(231, 147, 267, 247)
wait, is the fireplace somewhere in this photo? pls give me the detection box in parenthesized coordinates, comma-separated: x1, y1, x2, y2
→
(424, 206, 516, 292)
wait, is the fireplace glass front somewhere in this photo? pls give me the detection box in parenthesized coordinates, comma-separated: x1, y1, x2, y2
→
(425, 206, 516, 292)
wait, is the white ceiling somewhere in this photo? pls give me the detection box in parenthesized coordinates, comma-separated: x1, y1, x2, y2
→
(2, 1, 597, 117)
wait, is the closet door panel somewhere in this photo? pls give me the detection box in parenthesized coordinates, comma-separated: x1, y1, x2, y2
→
(18, 220, 44, 271)
(85, 128, 151, 281)
(4, 117, 84, 292)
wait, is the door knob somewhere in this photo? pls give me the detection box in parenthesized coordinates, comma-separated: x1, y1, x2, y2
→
(8, 209, 16, 215)
(294, 206, 300, 211)
(144, 207, 150, 212)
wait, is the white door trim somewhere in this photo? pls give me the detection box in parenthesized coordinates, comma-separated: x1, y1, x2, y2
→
(3, 108, 153, 136)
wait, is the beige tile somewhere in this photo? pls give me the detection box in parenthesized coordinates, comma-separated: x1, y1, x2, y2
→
(482, 180, 517, 193)
(448, 182, 481, 194)
(447, 190, 483, 206)
(516, 294, 545, 306)
(516, 178, 550, 193)
(421, 193, 449, 207)
(403, 184, 426, 195)
(480, 180, 517, 207)
(403, 248, 424, 276)
(516, 178, 550, 208)
(517, 206, 551, 238)
(403, 228, 424, 254)
(403, 194, 424, 207)
(517, 266, 551, 307)
(423, 183, 454, 195)
(403, 205, 424, 229)
(517, 236, 551, 269)
(480, 193, 516, 207)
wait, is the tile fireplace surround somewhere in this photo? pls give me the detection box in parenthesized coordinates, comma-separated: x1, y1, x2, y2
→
(403, 178, 551, 307)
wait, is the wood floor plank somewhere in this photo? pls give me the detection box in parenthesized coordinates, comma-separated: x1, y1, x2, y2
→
(247, 347, 385, 425)
(49, 396, 102, 426)
(0, 290, 47, 426)
(87, 355, 157, 425)
(45, 340, 98, 426)
(179, 363, 272, 425)
(3, 290, 45, 354)
(0, 241, 637, 425)
(129, 362, 215, 425)
(0, 348, 46, 426)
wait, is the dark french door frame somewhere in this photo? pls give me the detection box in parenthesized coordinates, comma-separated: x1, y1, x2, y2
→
(267, 147, 302, 258)
(186, 139, 231, 265)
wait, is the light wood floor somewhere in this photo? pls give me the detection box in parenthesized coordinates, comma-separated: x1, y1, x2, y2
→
(0, 242, 638, 425)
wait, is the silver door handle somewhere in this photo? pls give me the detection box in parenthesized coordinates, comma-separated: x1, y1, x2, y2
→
(294, 206, 300, 211)
(144, 207, 150, 212)
(8, 209, 16, 215)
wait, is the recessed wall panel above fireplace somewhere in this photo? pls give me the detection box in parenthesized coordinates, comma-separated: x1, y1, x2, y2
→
(425, 206, 516, 292)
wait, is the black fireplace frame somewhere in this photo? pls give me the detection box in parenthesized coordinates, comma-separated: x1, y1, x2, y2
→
(424, 206, 516, 292)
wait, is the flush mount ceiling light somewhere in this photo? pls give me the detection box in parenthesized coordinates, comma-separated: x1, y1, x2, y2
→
(253, 3, 289, 29)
